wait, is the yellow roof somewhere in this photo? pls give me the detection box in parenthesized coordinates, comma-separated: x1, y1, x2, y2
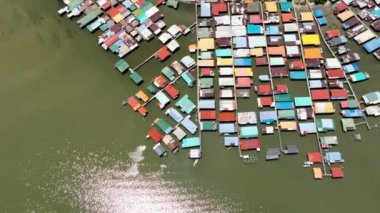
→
(197, 38, 215, 51)
(234, 68, 253, 77)
(265, 2, 277, 13)
(112, 14, 124, 23)
(250, 48, 264, 57)
(217, 57, 233, 66)
(314, 102, 336, 114)
(300, 12, 313, 22)
(198, 59, 215, 67)
(304, 48, 322, 59)
(279, 121, 297, 131)
(313, 167, 323, 179)
(302, 34, 321, 46)
(136, 90, 149, 103)
(337, 10, 354, 22)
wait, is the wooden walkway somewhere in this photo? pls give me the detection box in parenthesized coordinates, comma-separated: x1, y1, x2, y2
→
(132, 21, 197, 72)
(306, 1, 371, 130)
(292, 0, 329, 176)
(260, 1, 285, 152)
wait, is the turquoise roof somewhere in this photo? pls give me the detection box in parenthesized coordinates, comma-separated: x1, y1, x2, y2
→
(294, 97, 312, 107)
(182, 137, 200, 148)
(239, 126, 258, 138)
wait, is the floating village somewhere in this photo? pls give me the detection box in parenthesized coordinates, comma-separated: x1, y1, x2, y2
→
(59, 0, 380, 180)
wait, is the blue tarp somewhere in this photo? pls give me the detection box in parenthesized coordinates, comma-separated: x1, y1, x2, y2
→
(363, 38, 380, 53)
(234, 57, 252, 66)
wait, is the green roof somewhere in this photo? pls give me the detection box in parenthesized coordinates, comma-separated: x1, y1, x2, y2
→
(167, 0, 179, 9)
(316, 118, 335, 132)
(200, 121, 217, 131)
(175, 95, 196, 114)
(130, 72, 143, 85)
(275, 94, 293, 102)
(154, 118, 173, 134)
(239, 126, 258, 138)
(77, 8, 102, 27)
(68, 0, 83, 11)
(161, 67, 176, 81)
(114, 59, 130, 73)
(278, 110, 296, 119)
(200, 78, 214, 88)
(147, 84, 157, 94)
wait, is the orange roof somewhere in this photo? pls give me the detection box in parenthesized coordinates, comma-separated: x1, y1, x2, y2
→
(281, 13, 295, 23)
(304, 48, 322, 59)
(268, 46, 286, 57)
(136, 90, 149, 102)
(249, 48, 264, 57)
(313, 167, 323, 179)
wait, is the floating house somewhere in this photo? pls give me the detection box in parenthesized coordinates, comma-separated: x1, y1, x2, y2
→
(165, 107, 184, 123)
(156, 91, 170, 109)
(316, 119, 335, 132)
(153, 143, 167, 157)
(341, 118, 356, 132)
(307, 152, 322, 163)
(239, 126, 259, 138)
(181, 116, 198, 134)
(162, 135, 179, 153)
(325, 152, 344, 164)
(147, 127, 163, 143)
(299, 122, 317, 135)
(182, 137, 200, 148)
(362, 91, 380, 105)
(114, 59, 130, 73)
(175, 95, 196, 114)
(240, 139, 261, 151)
(219, 123, 237, 134)
(172, 127, 186, 141)
(154, 118, 173, 134)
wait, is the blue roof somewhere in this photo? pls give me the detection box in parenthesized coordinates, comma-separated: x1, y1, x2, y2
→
(165, 107, 184, 123)
(182, 137, 200, 148)
(259, 111, 277, 124)
(290, 71, 307, 80)
(199, 100, 216, 109)
(325, 151, 342, 163)
(363, 38, 380, 53)
(299, 122, 317, 134)
(266, 25, 281, 35)
(234, 57, 252, 66)
(224, 137, 239, 146)
(280, 2, 293, 12)
(215, 48, 233, 57)
(313, 9, 324, 18)
(294, 97, 312, 107)
(247, 24, 263, 34)
(219, 123, 237, 134)
(181, 117, 198, 134)
(371, 9, 380, 18)
(233, 36, 248, 48)
(342, 109, 364, 118)
(317, 17, 327, 26)
(276, 101, 294, 110)
(343, 62, 360, 74)
(200, 3, 211, 17)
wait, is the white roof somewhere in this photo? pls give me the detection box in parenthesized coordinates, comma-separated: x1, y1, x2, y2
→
(343, 0, 354, 5)
(220, 88, 234, 98)
(231, 15, 244, 26)
(219, 77, 235, 87)
(269, 57, 285, 66)
(167, 39, 180, 52)
(248, 36, 267, 48)
(158, 32, 172, 44)
(325, 58, 342, 69)
(220, 100, 236, 111)
(167, 25, 182, 37)
(180, 55, 196, 68)
(214, 15, 231, 25)
(234, 49, 250, 57)
(219, 67, 234, 76)
(145, 6, 159, 18)
(284, 23, 298, 32)
(354, 30, 376, 45)
(286, 46, 300, 56)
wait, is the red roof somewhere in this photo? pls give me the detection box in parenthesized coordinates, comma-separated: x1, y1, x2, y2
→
(156, 46, 171, 61)
(164, 84, 179, 99)
(236, 77, 252, 88)
(137, 106, 148, 117)
(325, 30, 341, 39)
(330, 89, 348, 100)
(311, 89, 330, 100)
(289, 60, 305, 70)
(331, 167, 344, 178)
(340, 100, 360, 109)
(200, 68, 214, 77)
(240, 139, 261, 151)
(271, 67, 289, 77)
(100, 1, 111, 10)
(200, 110, 217, 120)
(335, 3, 347, 14)
(258, 97, 274, 108)
(281, 13, 295, 23)
(136, 0, 146, 7)
(103, 34, 119, 48)
(327, 69, 345, 79)
(307, 152, 322, 163)
(255, 57, 268, 66)
(257, 84, 272, 95)
(127, 97, 142, 111)
(276, 84, 288, 94)
(107, 5, 125, 17)
(153, 75, 168, 88)
(249, 15, 262, 24)
(219, 112, 236, 122)
(212, 1, 227, 16)
(147, 128, 163, 143)
(155, 0, 165, 6)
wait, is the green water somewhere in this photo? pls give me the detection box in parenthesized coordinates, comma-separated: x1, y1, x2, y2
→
(0, 0, 380, 212)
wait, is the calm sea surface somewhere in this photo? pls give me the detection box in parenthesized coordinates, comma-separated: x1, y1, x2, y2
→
(0, 0, 379, 212)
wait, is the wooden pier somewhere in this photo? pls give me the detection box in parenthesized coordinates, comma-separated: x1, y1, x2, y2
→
(306, 1, 371, 130)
